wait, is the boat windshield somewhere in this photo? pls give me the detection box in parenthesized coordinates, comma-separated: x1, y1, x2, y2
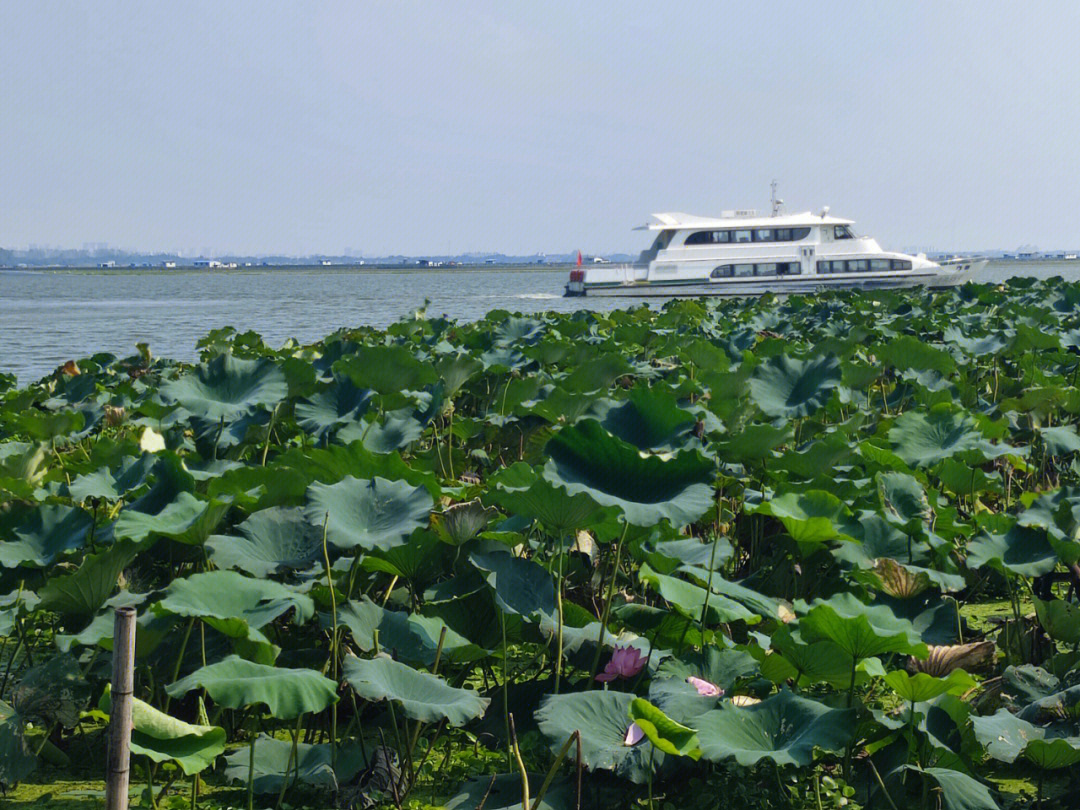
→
(834, 226, 855, 240)
(638, 229, 675, 264)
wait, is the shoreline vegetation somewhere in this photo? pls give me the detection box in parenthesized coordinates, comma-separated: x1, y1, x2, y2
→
(3, 281, 1080, 809)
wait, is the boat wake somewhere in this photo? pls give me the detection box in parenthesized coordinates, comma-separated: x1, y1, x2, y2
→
(516, 293, 560, 300)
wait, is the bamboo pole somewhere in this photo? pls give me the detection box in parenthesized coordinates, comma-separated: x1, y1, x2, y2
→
(106, 606, 137, 810)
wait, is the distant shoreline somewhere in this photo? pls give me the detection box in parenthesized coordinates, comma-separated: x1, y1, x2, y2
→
(0, 262, 581, 274)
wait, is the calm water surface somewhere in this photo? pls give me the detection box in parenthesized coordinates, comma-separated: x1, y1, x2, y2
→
(2, 260, 1078, 384)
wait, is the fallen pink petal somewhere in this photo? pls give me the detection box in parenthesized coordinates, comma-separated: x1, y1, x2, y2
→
(624, 722, 645, 746)
(687, 676, 722, 697)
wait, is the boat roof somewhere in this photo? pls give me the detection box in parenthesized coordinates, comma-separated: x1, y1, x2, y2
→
(639, 211, 855, 230)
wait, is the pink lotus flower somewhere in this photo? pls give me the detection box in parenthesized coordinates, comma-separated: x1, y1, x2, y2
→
(595, 645, 646, 682)
(623, 722, 645, 746)
(687, 676, 723, 697)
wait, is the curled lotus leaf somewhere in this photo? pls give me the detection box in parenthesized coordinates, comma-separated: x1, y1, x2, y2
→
(433, 499, 499, 545)
(0, 505, 93, 568)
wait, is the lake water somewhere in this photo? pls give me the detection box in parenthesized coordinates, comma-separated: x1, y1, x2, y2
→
(3, 260, 1078, 384)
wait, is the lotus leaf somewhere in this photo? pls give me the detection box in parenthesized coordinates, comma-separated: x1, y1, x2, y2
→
(900, 765, 999, 810)
(628, 698, 701, 758)
(160, 353, 287, 422)
(444, 773, 573, 810)
(748, 353, 841, 418)
(535, 690, 662, 784)
(113, 492, 230, 547)
(166, 656, 337, 718)
(798, 592, 928, 661)
(338, 598, 486, 665)
(0, 505, 93, 568)
(206, 506, 322, 577)
(342, 654, 489, 726)
(544, 419, 713, 527)
(469, 550, 556, 618)
(696, 689, 855, 767)
(295, 377, 374, 440)
(101, 689, 225, 775)
(888, 409, 998, 468)
(222, 734, 365, 793)
(305, 475, 432, 552)
(37, 540, 138, 616)
(965, 525, 1059, 578)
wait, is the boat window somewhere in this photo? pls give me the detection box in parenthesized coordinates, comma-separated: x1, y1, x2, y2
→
(711, 265, 734, 278)
(779, 261, 801, 275)
(775, 228, 790, 241)
(754, 229, 773, 242)
(734, 230, 752, 243)
(685, 230, 733, 245)
(870, 259, 891, 271)
(734, 263, 754, 276)
(849, 259, 869, 272)
(834, 226, 854, 240)
(891, 259, 912, 270)
(756, 263, 778, 276)
(790, 227, 810, 240)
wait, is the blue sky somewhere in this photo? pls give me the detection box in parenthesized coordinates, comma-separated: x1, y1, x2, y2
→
(2, 1, 1078, 255)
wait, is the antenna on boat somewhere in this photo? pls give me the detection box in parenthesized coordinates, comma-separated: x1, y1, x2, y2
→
(770, 180, 783, 217)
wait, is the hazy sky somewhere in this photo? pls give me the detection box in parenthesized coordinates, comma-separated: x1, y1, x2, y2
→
(3, 2, 1079, 255)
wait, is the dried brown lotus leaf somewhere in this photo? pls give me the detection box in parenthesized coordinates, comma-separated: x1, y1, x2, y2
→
(908, 641, 996, 677)
(872, 557, 931, 599)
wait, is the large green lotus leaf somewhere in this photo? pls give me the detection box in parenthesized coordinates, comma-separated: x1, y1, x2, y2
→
(714, 423, 793, 463)
(797, 592, 928, 661)
(338, 598, 486, 666)
(543, 420, 714, 527)
(934, 458, 1002, 498)
(745, 490, 852, 549)
(37, 540, 139, 616)
(972, 709, 1042, 764)
(436, 352, 484, 398)
(445, 773, 572, 810)
(332, 346, 437, 395)
(342, 654, 489, 726)
(1023, 737, 1080, 769)
(901, 766, 999, 810)
(488, 478, 617, 534)
(644, 536, 733, 574)
(1033, 597, 1080, 644)
(362, 530, 448, 586)
(1038, 425, 1080, 457)
(0, 442, 46, 486)
(1017, 682, 1080, 728)
(833, 512, 930, 570)
(748, 353, 841, 419)
(650, 647, 758, 723)
(222, 735, 365, 793)
(594, 386, 697, 451)
(206, 506, 322, 577)
(773, 432, 855, 479)
(54, 591, 166, 656)
(160, 354, 287, 422)
(295, 378, 374, 441)
(884, 670, 977, 704)
(166, 656, 337, 719)
(113, 492, 230, 547)
(676, 565, 780, 620)
(469, 550, 556, 618)
(0, 701, 36, 787)
(154, 570, 314, 639)
(877, 336, 956, 375)
(349, 410, 424, 453)
(762, 625, 867, 690)
(101, 690, 224, 775)
(0, 505, 93, 568)
(560, 353, 634, 393)
(639, 562, 755, 625)
(67, 453, 156, 503)
(876, 471, 933, 529)
(888, 409, 1000, 468)
(272, 441, 441, 499)
(965, 525, 1059, 578)
(1016, 487, 1080, 565)
(305, 476, 432, 552)
(696, 689, 855, 768)
(11, 654, 90, 727)
(535, 690, 662, 784)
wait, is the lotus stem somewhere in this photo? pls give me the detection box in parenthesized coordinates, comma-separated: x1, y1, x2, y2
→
(476, 774, 497, 810)
(163, 616, 195, 714)
(432, 625, 448, 675)
(246, 735, 256, 810)
(590, 522, 628, 682)
(260, 403, 279, 466)
(319, 512, 339, 765)
(531, 731, 578, 810)
(554, 533, 566, 694)
(501, 609, 512, 770)
(508, 713, 530, 810)
(274, 713, 303, 810)
(866, 758, 899, 810)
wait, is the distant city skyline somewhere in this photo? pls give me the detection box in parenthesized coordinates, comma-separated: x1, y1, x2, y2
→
(2, 2, 1079, 256)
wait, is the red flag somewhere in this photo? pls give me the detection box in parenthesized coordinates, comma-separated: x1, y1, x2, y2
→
(576, 250, 582, 267)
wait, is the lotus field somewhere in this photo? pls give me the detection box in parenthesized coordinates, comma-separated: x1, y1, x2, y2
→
(5, 280, 1080, 810)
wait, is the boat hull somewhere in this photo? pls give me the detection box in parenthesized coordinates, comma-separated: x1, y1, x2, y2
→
(565, 261, 984, 297)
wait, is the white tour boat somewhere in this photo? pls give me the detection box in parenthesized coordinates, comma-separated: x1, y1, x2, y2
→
(564, 192, 984, 297)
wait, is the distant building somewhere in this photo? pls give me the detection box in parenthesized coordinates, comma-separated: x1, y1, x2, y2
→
(193, 260, 223, 268)
(162, 261, 176, 268)
(98, 261, 116, 268)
